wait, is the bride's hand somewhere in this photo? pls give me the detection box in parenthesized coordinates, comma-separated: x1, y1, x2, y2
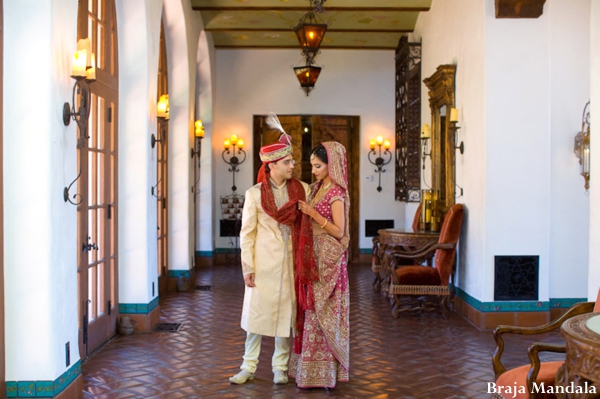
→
(297, 200, 313, 217)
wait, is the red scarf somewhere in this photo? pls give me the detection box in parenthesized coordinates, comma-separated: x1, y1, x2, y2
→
(260, 170, 318, 354)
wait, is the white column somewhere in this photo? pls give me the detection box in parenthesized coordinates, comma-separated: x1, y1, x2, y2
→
(115, 0, 162, 304)
(588, 0, 600, 299)
(4, 0, 79, 382)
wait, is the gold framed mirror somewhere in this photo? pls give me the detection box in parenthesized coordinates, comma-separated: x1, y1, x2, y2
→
(424, 64, 456, 211)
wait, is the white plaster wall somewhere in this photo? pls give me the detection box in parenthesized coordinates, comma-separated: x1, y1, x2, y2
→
(4, 0, 79, 381)
(588, 1, 600, 300)
(195, 29, 216, 254)
(115, 0, 163, 303)
(485, 1, 551, 302)
(214, 49, 399, 250)
(163, 0, 200, 272)
(411, 0, 486, 297)
(548, 0, 590, 298)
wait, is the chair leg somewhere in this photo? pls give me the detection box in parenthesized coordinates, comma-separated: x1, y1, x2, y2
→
(441, 296, 451, 319)
(391, 294, 401, 318)
(372, 274, 381, 292)
(391, 302, 399, 319)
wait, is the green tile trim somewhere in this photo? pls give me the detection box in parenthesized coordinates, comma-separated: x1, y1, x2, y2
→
(6, 361, 81, 397)
(35, 381, 53, 397)
(168, 270, 191, 278)
(119, 296, 159, 315)
(17, 382, 34, 398)
(53, 360, 81, 395)
(455, 287, 549, 312)
(549, 297, 588, 309)
(359, 248, 372, 255)
(196, 250, 213, 257)
(215, 248, 240, 254)
(6, 381, 16, 397)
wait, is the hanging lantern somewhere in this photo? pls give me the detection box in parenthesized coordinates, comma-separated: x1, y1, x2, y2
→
(294, 11, 327, 59)
(293, 63, 322, 96)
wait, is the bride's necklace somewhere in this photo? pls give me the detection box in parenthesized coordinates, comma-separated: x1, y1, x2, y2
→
(310, 181, 332, 206)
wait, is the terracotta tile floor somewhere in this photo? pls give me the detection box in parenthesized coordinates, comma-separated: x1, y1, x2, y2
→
(82, 262, 564, 398)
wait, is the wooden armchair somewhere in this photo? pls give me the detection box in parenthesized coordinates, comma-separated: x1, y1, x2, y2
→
(387, 203, 464, 318)
(492, 301, 596, 399)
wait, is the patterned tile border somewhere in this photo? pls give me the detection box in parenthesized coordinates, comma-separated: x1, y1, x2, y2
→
(6, 361, 81, 397)
(118, 296, 159, 315)
(195, 250, 213, 257)
(455, 287, 548, 312)
(456, 287, 586, 312)
(359, 248, 372, 255)
(549, 297, 588, 308)
(167, 270, 191, 278)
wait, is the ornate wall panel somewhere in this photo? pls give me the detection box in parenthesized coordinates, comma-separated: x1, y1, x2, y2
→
(395, 37, 421, 202)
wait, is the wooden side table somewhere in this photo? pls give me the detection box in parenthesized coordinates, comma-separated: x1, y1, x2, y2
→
(556, 312, 600, 398)
(371, 228, 439, 293)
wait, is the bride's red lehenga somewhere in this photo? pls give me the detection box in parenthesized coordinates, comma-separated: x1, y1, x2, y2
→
(289, 141, 350, 388)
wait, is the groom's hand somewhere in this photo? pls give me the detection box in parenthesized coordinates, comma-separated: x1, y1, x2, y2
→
(244, 273, 255, 287)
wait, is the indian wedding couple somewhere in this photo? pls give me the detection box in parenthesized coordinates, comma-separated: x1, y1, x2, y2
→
(228, 112, 350, 389)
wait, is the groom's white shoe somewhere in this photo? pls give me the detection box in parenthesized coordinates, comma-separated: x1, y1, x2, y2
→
(229, 370, 254, 384)
(273, 370, 288, 385)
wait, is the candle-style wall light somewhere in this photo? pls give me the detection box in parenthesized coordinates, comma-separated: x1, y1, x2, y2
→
(191, 120, 205, 194)
(222, 134, 246, 192)
(449, 107, 464, 154)
(421, 124, 431, 170)
(152, 94, 169, 148)
(151, 95, 169, 198)
(63, 38, 97, 206)
(574, 101, 590, 191)
(191, 120, 205, 158)
(367, 135, 392, 192)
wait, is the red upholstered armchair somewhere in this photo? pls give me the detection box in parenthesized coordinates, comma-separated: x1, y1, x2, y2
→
(387, 203, 464, 318)
(492, 299, 597, 399)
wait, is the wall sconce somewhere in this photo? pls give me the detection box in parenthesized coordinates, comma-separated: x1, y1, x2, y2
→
(63, 38, 96, 206)
(191, 119, 205, 158)
(421, 124, 431, 170)
(367, 135, 392, 192)
(152, 94, 169, 148)
(574, 101, 590, 191)
(151, 95, 169, 199)
(223, 134, 246, 193)
(191, 120, 205, 194)
(449, 108, 464, 154)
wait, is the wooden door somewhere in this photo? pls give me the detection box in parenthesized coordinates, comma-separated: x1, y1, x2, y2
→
(78, 0, 118, 360)
(78, 84, 118, 358)
(156, 23, 169, 294)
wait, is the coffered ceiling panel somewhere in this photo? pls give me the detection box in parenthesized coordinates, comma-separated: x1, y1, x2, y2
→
(191, 0, 431, 50)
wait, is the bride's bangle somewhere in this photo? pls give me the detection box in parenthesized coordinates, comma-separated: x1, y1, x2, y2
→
(320, 219, 328, 229)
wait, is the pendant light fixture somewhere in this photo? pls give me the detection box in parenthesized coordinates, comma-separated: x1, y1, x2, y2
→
(293, 61, 322, 96)
(294, 11, 327, 64)
(292, 0, 327, 96)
